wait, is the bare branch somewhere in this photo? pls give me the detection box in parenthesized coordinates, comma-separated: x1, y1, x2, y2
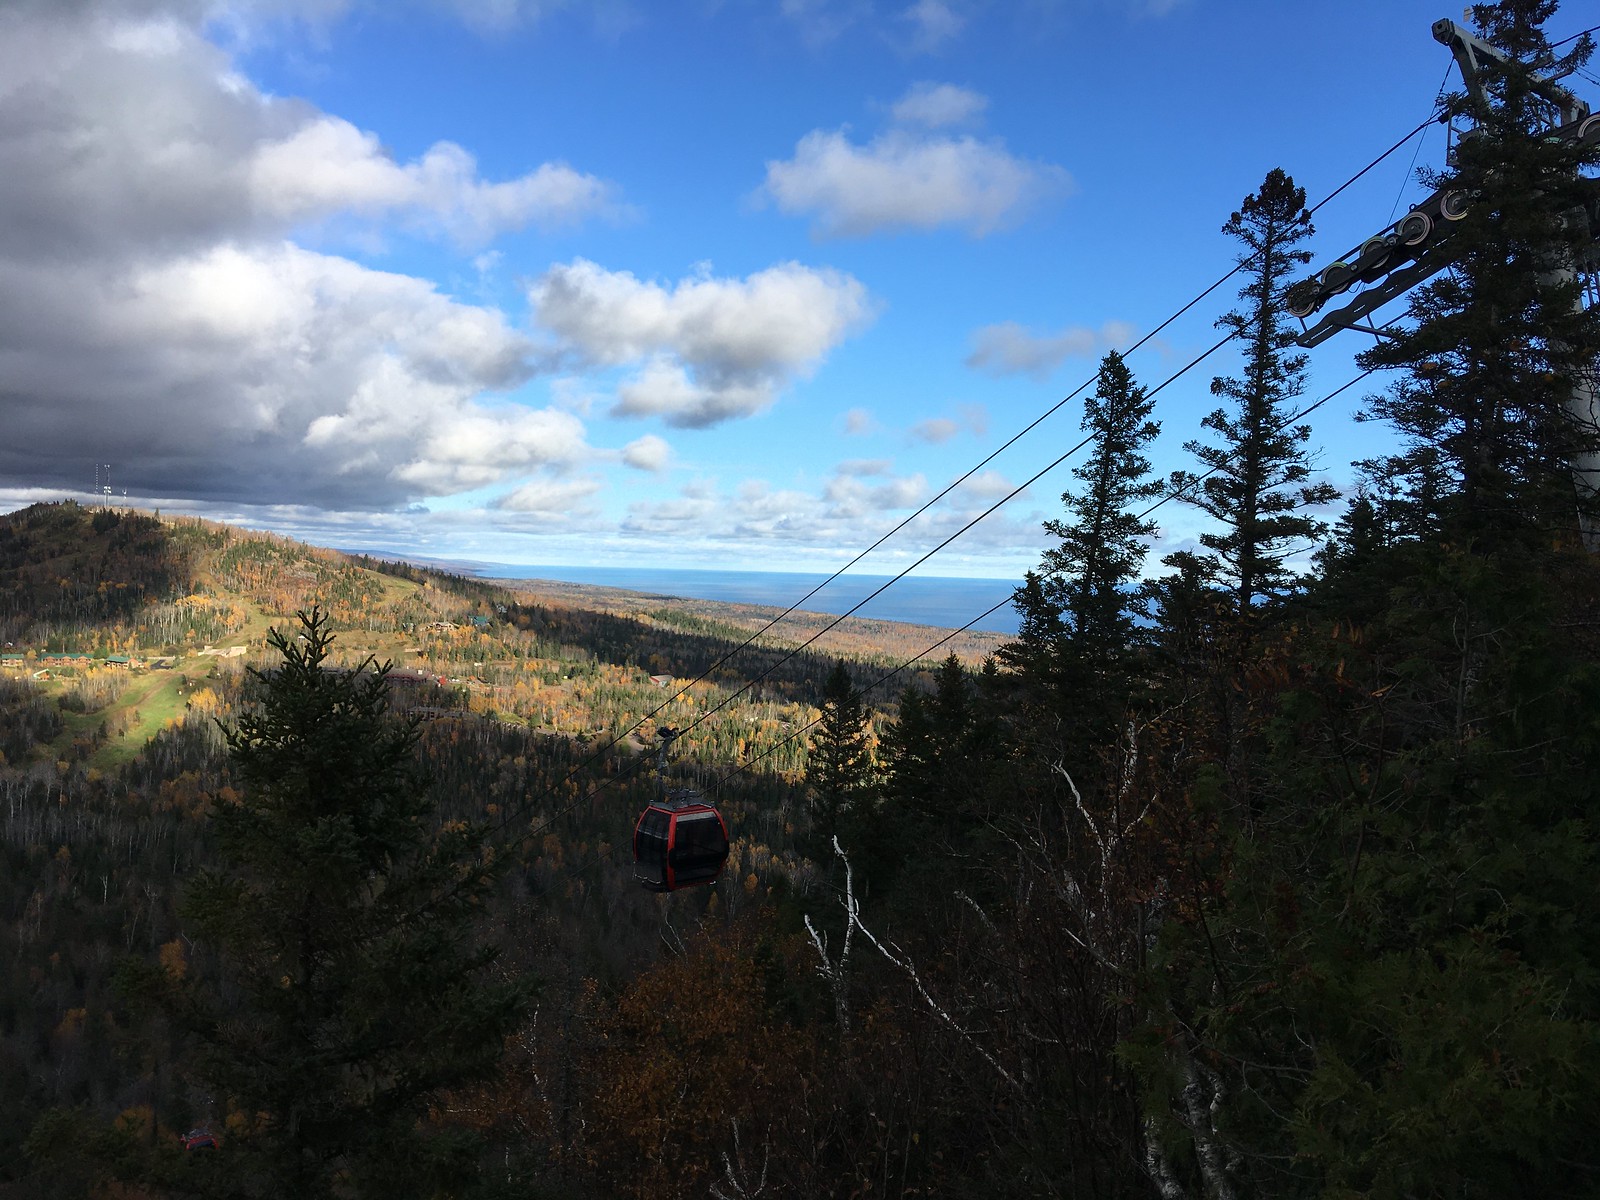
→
(709, 1118, 772, 1200)
(801, 838, 859, 1034)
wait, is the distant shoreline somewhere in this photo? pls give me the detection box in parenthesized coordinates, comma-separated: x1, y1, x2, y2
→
(477, 564, 1024, 636)
(341, 550, 1026, 635)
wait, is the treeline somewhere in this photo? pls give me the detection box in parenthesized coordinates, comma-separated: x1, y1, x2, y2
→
(495, 595, 919, 709)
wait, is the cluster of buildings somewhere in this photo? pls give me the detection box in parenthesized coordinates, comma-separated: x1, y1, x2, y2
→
(1, 649, 198, 679)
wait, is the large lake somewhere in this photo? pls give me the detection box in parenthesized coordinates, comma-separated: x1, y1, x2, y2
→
(482, 565, 1025, 635)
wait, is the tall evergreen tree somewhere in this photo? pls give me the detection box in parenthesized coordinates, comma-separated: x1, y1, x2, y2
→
(881, 655, 974, 835)
(879, 655, 1010, 858)
(1038, 350, 1163, 659)
(1001, 350, 1162, 787)
(804, 659, 872, 846)
(1003, 570, 1069, 687)
(1356, 1, 1600, 548)
(176, 609, 529, 1199)
(1175, 168, 1339, 614)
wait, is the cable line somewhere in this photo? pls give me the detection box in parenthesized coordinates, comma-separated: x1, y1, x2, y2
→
(1135, 370, 1376, 523)
(538, 593, 1023, 896)
(530, 359, 1413, 903)
(1552, 24, 1600, 50)
(653, 331, 1235, 736)
(700, 363, 1385, 808)
(499, 330, 1238, 845)
(484, 114, 1446, 845)
(1306, 110, 1445, 223)
(1389, 67, 1455, 226)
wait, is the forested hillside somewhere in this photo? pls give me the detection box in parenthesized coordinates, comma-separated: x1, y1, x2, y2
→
(0, 497, 951, 1198)
(4, 4, 1600, 1197)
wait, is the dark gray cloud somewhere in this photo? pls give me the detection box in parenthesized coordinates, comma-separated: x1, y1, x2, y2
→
(0, 0, 619, 511)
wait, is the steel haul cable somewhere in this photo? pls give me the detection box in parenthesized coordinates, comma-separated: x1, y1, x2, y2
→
(535, 359, 1394, 895)
(1552, 24, 1600, 50)
(482, 114, 1446, 846)
(501, 326, 1237, 848)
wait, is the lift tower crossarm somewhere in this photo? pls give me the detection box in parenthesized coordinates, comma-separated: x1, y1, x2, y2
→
(1432, 18, 1589, 125)
(1287, 14, 1600, 351)
(1289, 16, 1600, 548)
(1288, 112, 1599, 347)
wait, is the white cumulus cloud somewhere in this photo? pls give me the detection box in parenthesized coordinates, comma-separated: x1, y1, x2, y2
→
(761, 95, 1069, 237)
(957, 468, 1020, 503)
(890, 81, 988, 128)
(910, 417, 961, 444)
(836, 458, 894, 476)
(778, 0, 863, 45)
(824, 469, 928, 518)
(496, 474, 604, 516)
(529, 258, 875, 426)
(907, 405, 986, 444)
(250, 119, 624, 243)
(842, 407, 879, 435)
(899, 0, 965, 52)
(619, 467, 1040, 558)
(620, 433, 672, 472)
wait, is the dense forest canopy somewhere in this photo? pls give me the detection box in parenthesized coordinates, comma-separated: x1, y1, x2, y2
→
(4, 3, 1600, 1195)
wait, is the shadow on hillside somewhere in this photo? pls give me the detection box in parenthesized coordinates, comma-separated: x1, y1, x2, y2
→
(0, 501, 197, 645)
(519, 601, 871, 705)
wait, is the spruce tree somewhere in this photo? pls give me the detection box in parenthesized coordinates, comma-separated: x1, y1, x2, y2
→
(879, 655, 997, 848)
(1001, 350, 1161, 783)
(1002, 570, 1069, 694)
(177, 609, 528, 1199)
(881, 657, 972, 835)
(804, 659, 872, 846)
(1038, 350, 1162, 660)
(1175, 168, 1339, 614)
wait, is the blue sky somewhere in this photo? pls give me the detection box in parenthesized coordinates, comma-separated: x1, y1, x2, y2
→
(2, 0, 1588, 579)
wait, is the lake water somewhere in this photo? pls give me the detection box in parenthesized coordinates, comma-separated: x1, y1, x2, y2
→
(482, 565, 1025, 635)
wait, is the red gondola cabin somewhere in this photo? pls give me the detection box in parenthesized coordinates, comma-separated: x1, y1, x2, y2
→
(182, 1129, 217, 1152)
(633, 790, 730, 892)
